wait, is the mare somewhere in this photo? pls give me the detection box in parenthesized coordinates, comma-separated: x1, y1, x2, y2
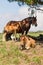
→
(3, 16, 37, 41)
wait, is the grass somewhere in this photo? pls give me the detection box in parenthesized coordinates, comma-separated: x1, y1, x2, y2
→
(23, 54, 30, 63)
(0, 32, 43, 65)
(0, 41, 31, 65)
(29, 31, 43, 37)
(32, 49, 37, 54)
(32, 56, 41, 64)
(10, 45, 31, 63)
(0, 33, 3, 41)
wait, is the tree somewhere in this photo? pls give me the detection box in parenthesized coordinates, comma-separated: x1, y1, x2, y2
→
(8, 0, 43, 5)
(8, 0, 38, 6)
(8, 0, 43, 17)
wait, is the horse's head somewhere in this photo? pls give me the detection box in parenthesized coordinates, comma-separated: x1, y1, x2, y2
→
(31, 17, 37, 27)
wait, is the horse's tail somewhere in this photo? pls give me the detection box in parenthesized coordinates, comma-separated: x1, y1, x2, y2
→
(3, 27, 7, 33)
(3, 30, 7, 33)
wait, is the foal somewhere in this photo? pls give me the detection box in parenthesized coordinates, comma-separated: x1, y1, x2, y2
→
(20, 35, 36, 50)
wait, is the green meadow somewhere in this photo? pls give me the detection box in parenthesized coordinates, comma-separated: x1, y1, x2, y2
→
(0, 32, 43, 65)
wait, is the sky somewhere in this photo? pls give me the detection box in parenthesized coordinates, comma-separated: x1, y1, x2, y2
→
(0, 0, 43, 33)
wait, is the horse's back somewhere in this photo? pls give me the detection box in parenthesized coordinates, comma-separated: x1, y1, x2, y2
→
(6, 21, 16, 26)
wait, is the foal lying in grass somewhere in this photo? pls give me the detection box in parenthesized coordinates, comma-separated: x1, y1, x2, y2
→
(20, 35, 36, 50)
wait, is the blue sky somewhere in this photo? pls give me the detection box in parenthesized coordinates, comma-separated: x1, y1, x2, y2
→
(0, 0, 19, 15)
(0, 0, 28, 33)
(0, 0, 43, 33)
(0, 0, 20, 33)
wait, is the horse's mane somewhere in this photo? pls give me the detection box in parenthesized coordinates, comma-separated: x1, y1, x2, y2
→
(22, 17, 34, 21)
(6, 21, 16, 26)
(6, 17, 36, 26)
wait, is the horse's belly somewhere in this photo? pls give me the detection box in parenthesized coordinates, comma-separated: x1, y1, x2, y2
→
(16, 29, 22, 33)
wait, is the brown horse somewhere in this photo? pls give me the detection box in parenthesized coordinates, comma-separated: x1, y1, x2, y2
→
(3, 16, 37, 41)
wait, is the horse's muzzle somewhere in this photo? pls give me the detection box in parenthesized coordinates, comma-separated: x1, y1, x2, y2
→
(35, 24, 37, 27)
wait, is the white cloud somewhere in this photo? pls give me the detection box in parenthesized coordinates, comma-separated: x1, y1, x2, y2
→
(19, 6, 28, 15)
(18, 6, 29, 19)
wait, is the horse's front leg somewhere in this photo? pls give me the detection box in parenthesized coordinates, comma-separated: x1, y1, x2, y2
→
(22, 29, 24, 35)
(22, 32, 24, 35)
(25, 29, 29, 35)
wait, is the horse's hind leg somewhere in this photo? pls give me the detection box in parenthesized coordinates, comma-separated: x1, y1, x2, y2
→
(6, 33, 12, 41)
(3, 33, 7, 41)
(14, 30, 17, 41)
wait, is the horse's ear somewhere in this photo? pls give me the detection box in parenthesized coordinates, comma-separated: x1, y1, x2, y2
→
(33, 16, 37, 18)
(35, 16, 37, 18)
(35, 16, 37, 20)
(35, 15, 37, 18)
